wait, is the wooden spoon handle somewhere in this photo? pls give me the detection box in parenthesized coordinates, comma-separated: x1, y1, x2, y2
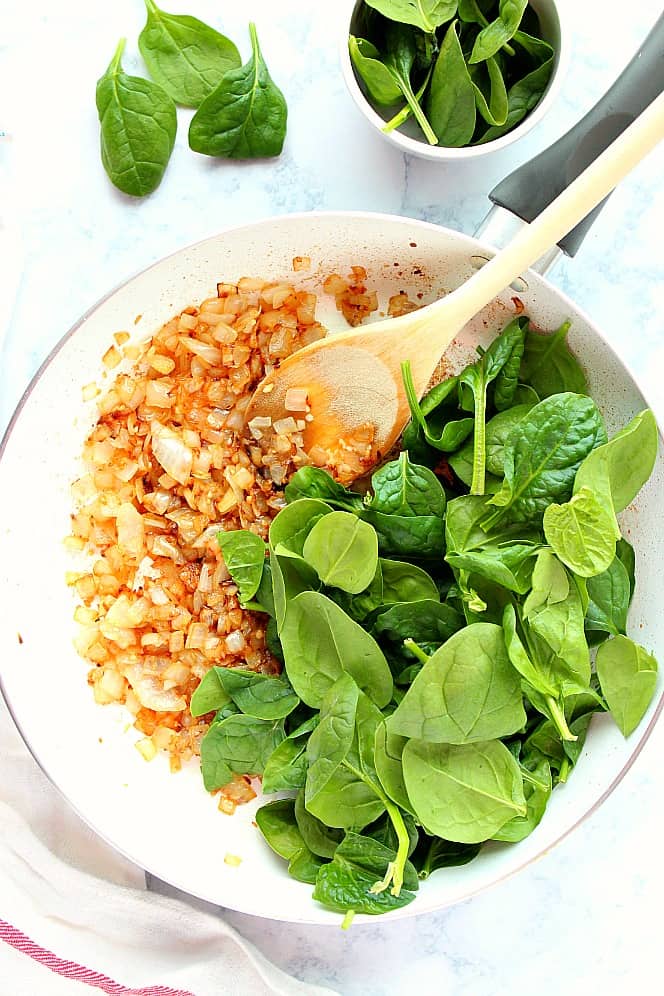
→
(404, 88, 664, 347)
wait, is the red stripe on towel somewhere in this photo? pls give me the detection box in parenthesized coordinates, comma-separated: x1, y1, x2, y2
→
(0, 919, 196, 996)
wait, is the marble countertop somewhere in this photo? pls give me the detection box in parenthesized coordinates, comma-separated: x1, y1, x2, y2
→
(2, 0, 663, 992)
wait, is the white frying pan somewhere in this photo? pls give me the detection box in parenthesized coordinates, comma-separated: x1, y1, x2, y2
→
(0, 18, 663, 925)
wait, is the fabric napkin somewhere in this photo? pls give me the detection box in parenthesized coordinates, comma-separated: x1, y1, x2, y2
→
(0, 697, 336, 996)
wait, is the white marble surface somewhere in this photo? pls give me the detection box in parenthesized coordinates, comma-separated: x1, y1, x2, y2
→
(2, 0, 664, 992)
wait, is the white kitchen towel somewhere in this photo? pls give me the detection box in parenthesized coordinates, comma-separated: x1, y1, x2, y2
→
(0, 699, 336, 996)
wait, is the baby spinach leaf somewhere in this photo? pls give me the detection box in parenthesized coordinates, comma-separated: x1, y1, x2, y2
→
(585, 555, 631, 638)
(369, 452, 446, 518)
(426, 20, 476, 147)
(458, 0, 487, 24)
(373, 599, 464, 647)
(96, 39, 177, 197)
(379, 560, 440, 603)
(200, 714, 285, 789)
(543, 486, 619, 578)
(383, 24, 438, 144)
(189, 23, 287, 159)
(574, 409, 658, 515)
(492, 756, 551, 842)
(616, 538, 636, 598)
(596, 636, 658, 736)
(403, 366, 474, 455)
(269, 498, 333, 558)
(470, 0, 528, 63)
(334, 832, 419, 892)
(281, 591, 393, 708)
(349, 36, 403, 105)
(403, 738, 527, 842)
(413, 836, 481, 878)
(295, 789, 343, 859)
(139, 0, 241, 108)
(522, 549, 568, 617)
(306, 674, 360, 806)
(520, 321, 587, 398)
(492, 317, 528, 409)
(190, 667, 232, 717)
(271, 552, 319, 633)
(451, 402, 535, 485)
(261, 724, 312, 794)
(364, 0, 458, 33)
(284, 468, 364, 511)
(313, 849, 416, 916)
(362, 509, 445, 559)
(288, 847, 325, 885)
(214, 668, 299, 720)
(479, 55, 554, 142)
(303, 511, 378, 594)
(217, 529, 266, 604)
(374, 722, 413, 813)
(256, 799, 323, 883)
(472, 56, 508, 128)
(483, 393, 606, 527)
(445, 495, 540, 594)
(388, 622, 525, 743)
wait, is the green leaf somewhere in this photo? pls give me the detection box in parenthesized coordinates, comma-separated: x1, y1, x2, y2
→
(271, 553, 319, 634)
(349, 36, 402, 105)
(199, 714, 284, 790)
(543, 487, 619, 578)
(313, 850, 416, 916)
(372, 599, 464, 647)
(303, 511, 378, 594)
(363, 508, 445, 559)
(139, 0, 240, 107)
(281, 591, 393, 709)
(388, 622, 526, 743)
(287, 846, 325, 885)
(369, 452, 446, 517)
(261, 726, 311, 794)
(284, 468, 364, 511)
(472, 56, 508, 127)
(269, 498, 333, 558)
(306, 674, 360, 806)
(470, 0, 528, 63)
(574, 409, 658, 515)
(584, 555, 631, 637)
(374, 722, 413, 813)
(520, 321, 587, 398)
(189, 23, 287, 158)
(364, 0, 458, 33)
(492, 757, 552, 842)
(483, 393, 607, 526)
(190, 667, 231, 717)
(214, 668, 299, 720)
(426, 20, 476, 147)
(403, 738, 527, 843)
(255, 799, 304, 861)
(379, 560, 440, 603)
(96, 39, 177, 197)
(596, 636, 658, 736)
(383, 24, 438, 145)
(295, 789, 343, 858)
(479, 56, 553, 143)
(413, 836, 481, 878)
(522, 549, 569, 618)
(450, 403, 535, 485)
(217, 529, 266, 604)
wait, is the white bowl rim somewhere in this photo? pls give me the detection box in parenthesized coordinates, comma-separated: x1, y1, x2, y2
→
(1, 208, 662, 923)
(339, 0, 572, 161)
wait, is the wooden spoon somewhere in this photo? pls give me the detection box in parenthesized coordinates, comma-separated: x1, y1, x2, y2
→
(246, 91, 664, 480)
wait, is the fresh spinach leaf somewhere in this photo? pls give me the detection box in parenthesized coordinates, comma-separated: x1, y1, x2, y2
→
(388, 622, 525, 743)
(426, 20, 476, 147)
(269, 498, 333, 558)
(214, 668, 299, 720)
(373, 598, 464, 646)
(189, 23, 287, 159)
(616, 537, 636, 598)
(382, 24, 438, 144)
(363, 509, 445, 558)
(284, 467, 364, 511)
(584, 555, 631, 638)
(217, 529, 266, 604)
(281, 591, 393, 708)
(470, 0, 528, 63)
(364, 0, 458, 33)
(199, 714, 285, 790)
(374, 722, 413, 813)
(543, 485, 619, 578)
(139, 0, 241, 108)
(303, 511, 378, 594)
(403, 738, 527, 842)
(256, 798, 323, 884)
(520, 321, 587, 398)
(271, 552, 319, 633)
(349, 36, 403, 105)
(313, 846, 416, 916)
(483, 393, 606, 527)
(306, 674, 360, 807)
(403, 366, 474, 454)
(574, 409, 658, 515)
(261, 717, 316, 794)
(596, 636, 658, 736)
(96, 39, 177, 197)
(287, 847, 325, 885)
(369, 452, 446, 517)
(379, 560, 440, 603)
(295, 789, 344, 859)
(492, 756, 551, 842)
(413, 836, 481, 878)
(450, 402, 534, 485)
(472, 56, 508, 128)
(190, 667, 231, 717)
(479, 54, 554, 142)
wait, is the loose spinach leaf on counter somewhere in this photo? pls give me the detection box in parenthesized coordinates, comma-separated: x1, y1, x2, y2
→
(189, 23, 287, 158)
(96, 39, 177, 197)
(139, 0, 241, 107)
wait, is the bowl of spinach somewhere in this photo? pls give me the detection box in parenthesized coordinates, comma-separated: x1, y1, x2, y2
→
(341, 0, 569, 158)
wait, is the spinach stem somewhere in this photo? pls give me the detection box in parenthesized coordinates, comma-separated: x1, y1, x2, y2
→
(382, 71, 432, 135)
(558, 757, 570, 783)
(546, 696, 577, 743)
(341, 909, 355, 930)
(398, 78, 438, 145)
(384, 800, 409, 897)
(469, 371, 487, 495)
(403, 638, 430, 665)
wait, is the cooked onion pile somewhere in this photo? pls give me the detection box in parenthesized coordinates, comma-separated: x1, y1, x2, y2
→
(67, 266, 385, 809)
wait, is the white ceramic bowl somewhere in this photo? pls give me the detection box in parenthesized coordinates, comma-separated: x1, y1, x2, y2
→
(340, 0, 570, 160)
(0, 211, 662, 924)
